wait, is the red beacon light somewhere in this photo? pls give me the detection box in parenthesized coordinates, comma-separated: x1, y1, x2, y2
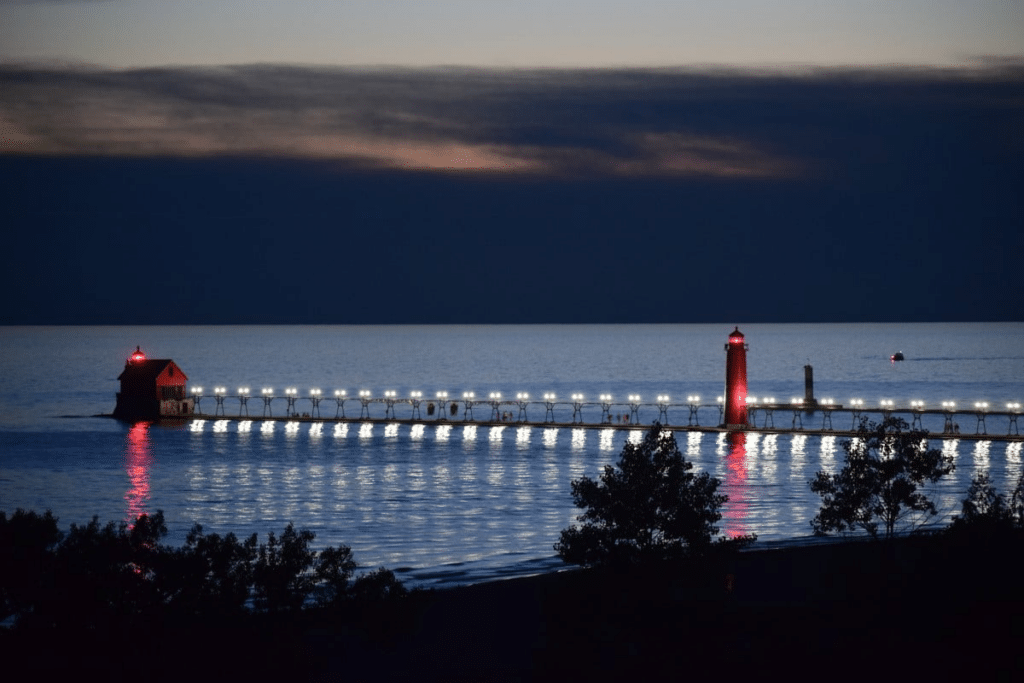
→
(129, 346, 147, 364)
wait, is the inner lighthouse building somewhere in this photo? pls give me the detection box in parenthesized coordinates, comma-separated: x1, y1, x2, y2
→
(113, 346, 195, 421)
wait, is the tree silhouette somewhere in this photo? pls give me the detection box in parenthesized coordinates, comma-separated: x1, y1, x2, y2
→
(164, 524, 257, 617)
(252, 523, 317, 613)
(0, 509, 62, 627)
(947, 471, 1024, 538)
(555, 423, 729, 567)
(810, 417, 954, 539)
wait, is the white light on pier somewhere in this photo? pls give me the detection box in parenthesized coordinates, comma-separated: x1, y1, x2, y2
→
(942, 401, 956, 410)
(571, 393, 584, 401)
(599, 394, 612, 402)
(262, 388, 273, 396)
(437, 391, 448, 399)
(910, 400, 924, 409)
(686, 395, 699, 403)
(791, 398, 803, 405)
(975, 402, 989, 410)
(384, 390, 396, 398)
(544, 393, 557, 401)
(627, 394, 640, 402)
(821, 398, 834, 406)
(850, 398, 864, 407)
(193, 387, 203, 395)
(717, 396, 724, 403)
(335, 390, 347, 397)
(310, 388, 321, 397)
(359, 390, 371, 398)
(880, 399, 894, 408)
(214, 387, 226, 395)
(489, 392, 502, 400)
(516, 392, 529, 400)
(285, 387, 297, 396)
(410, 391, 422, 398)
(463, 391, 475, 399)
(764, 396, 776, 404)
(746, 396, 758, 405)
(658, 395, 670, 403)
(1008, 402, 1021, 411)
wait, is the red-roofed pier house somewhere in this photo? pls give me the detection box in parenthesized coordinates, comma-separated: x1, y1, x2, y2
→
(113, 346, 194, 421)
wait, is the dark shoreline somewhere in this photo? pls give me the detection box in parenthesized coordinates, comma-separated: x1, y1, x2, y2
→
(7, 533, 1019, 681)
(326, 534, 1022, 681)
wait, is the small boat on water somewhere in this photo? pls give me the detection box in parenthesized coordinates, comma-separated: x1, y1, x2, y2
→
(890, 351, 905, 363)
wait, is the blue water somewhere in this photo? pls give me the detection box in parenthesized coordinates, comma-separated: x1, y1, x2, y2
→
(1, 324, 1022, 586)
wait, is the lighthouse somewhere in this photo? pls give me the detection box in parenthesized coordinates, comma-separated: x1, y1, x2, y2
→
(113, 346, 194, 421)
(723, 327, 748, 428)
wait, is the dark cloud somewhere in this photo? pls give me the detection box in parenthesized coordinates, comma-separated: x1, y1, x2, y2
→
(8, 63, 1020, 176)
(1, 63, 1021, 323)
(2, 64, 818, 176)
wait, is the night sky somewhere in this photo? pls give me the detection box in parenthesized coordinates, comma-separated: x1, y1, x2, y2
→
(1, 2, 1021, 324)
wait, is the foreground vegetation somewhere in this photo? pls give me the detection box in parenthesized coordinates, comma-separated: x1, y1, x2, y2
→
(556, 423, 755, 567)
(4, 519, 1020, 681)
(4, 420, 1023, 679)
(0, 510, 406, 633)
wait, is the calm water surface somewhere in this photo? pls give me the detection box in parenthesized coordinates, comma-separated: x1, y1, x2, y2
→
(1, 324, 1021, 585)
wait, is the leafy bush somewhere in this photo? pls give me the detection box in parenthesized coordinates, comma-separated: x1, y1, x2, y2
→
(555, 423, 738, 567)
(0, 509, 402, 630)
(947, 471, 1024, 537)
(810, 417, 954, 539)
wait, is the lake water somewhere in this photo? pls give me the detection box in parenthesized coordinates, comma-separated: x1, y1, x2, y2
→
(1, 323, 1022, 586)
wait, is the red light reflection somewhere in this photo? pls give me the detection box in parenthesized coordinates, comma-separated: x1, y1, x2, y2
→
(722, 431, 752, 538)
(124, 421, 153, 523)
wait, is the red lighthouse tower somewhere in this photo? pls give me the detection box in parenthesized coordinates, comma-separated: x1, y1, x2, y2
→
(723, 327, 748, 428)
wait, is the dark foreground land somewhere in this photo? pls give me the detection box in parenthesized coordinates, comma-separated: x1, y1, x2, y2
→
(5, 534, 1022, 681)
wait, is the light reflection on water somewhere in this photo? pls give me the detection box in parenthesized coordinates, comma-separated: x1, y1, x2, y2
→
(687, 431, 703, 457)
(1008, 442, 1022, 466)
(820, 436, 837, 471)
(972, 440, 991, 472)
(722, 432, 752, 539)
(600, 429, 615, 452)
(123, 422, 152, 523)
(10, 418, 1024, 589)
